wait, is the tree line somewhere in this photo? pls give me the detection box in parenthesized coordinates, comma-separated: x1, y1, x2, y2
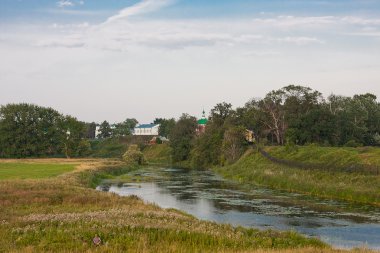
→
(0, 104, 90, 158)
(1, 85, 379, 161)
(167, 85, 380, 168)
(0, 104, 138, 158)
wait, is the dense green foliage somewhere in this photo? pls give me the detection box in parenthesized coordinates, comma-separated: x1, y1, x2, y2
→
(1, 85, 379, 163)
(0, 103, 88, 158)
(244, 86, 380, 146)
(166, 85, 380, 168)
(154, 118, 176, 138)
(97, 120, 112, 139)
(111, 118, 138, 138)
(122, 145, 145, 165)
(89, 138, 128, 158)
(169, 114, 198, 162)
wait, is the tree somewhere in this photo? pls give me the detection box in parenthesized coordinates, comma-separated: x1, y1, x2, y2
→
(255, 85, 322, 145)
(0, 103, 85, 158)
(235, 100, 267, 143)
(85, 122, 97, 139)
(169, 114, 197, 162)
(153, 118, 164, 124)
(97, 121, 112, 139)
(191, 103, 235, 168)
(112, 118, 138, 137)
(61, 116, 86, 158)
(77, 139, 92, 156)
(158, 118, 175, 138)
(258, 90, 287, 145)
(122, 145, 145, 165)
(222, 126, 246, 163)
(210, 102, 233, 126)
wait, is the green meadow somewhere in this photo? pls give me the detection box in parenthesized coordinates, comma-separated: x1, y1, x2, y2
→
(0, 162, 76, 180)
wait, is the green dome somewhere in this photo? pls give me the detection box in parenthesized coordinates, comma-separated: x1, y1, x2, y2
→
(197, 118, 208, 125)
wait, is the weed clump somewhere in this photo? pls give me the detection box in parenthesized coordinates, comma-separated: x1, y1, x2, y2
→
(123, 145, 145, 165)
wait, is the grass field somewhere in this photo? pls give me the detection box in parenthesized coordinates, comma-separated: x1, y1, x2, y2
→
(0, 158, 378, 252)
(214, 148, 380, 206)
(0, 162, 76, 180)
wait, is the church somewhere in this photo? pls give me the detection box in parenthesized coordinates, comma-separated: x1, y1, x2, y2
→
(196, 110, 208, 134)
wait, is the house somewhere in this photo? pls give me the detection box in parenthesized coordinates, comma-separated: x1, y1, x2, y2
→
(133, 124, 160, 136)
(196, 110, 208, 134)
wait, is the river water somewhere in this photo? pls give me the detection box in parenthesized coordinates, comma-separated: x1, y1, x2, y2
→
(97, 167, 380, 249)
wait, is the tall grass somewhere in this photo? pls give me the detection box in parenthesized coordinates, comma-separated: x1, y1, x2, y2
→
(143, 144, 172, 165)
(0, 159, 334, 253)
(266, 145, 380, 174)
(214, 149, 380, 206)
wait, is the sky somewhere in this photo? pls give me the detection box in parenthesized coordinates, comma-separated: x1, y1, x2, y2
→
(1, 0, 380, 123)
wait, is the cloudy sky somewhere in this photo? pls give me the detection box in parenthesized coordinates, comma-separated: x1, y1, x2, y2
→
(1, 0, 380, 123)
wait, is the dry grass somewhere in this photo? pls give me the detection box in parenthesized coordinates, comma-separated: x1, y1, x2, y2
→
(0, 158, 378, 253)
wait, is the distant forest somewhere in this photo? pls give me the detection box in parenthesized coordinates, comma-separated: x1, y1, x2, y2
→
(1, 85, 379, 159)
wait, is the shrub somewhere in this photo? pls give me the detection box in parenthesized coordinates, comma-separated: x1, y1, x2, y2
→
(344, 140, 362, 147)
(122, 145, 145, 165)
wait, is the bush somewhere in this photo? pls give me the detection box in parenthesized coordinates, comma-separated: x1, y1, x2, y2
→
(123, 145, 145, 165)
(284, 142, 299, 154)
(344, 140, 362, 147)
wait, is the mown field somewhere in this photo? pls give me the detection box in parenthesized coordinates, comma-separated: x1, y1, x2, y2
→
(0, 162, 76, 180)
(214, 146, 380, 206)
(2, 158, 361, 253)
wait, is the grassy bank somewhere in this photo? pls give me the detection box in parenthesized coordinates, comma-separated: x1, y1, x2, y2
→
(0, 158, 345, 253)
(214, 148, 380, 206)
(265, 145, 380, 174)
(143, 144, 172, 165)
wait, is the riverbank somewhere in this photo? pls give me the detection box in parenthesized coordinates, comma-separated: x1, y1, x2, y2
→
(0, 158, 342, 253)
(214, 147, 380, 206)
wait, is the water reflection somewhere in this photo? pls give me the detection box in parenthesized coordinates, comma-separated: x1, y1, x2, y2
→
(97, 167, 380, 249)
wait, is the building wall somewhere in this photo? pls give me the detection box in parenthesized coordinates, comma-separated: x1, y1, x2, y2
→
(133, 126, 159, 136)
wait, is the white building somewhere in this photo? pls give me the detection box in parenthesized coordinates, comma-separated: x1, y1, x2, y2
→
(95, 126, 101, 138)
(133, 124, 160, 136)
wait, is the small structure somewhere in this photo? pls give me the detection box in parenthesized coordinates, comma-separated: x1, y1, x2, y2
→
(245, 129, 256, 143)
(196, 110, 208, 135)
(133, 124, 160, 136)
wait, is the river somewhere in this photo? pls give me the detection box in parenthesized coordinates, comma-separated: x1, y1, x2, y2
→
(97, 167, 380, 249)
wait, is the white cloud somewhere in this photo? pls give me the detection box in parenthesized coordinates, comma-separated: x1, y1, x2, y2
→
(32, 17, 330, 51)
(250, 15, 380, 29)
(277, 36, 325, 45)
(56, 0, 85, 8)
(1, 2, 380, 123)
(105, 0, 175, 24)
(57, 0, 74, 8)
